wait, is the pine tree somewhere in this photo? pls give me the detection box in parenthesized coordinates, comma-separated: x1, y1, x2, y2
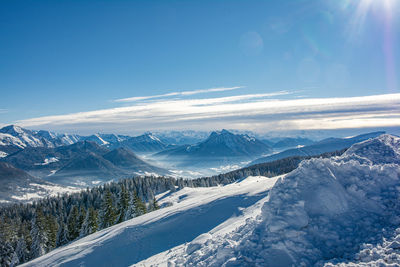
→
(100, 190, 116, 228)
(46, 214, 58, 250)
(133, 192, 147, 216)
(67, 205, 79, 241)
(88, 207, 98, 234)
(125, 192, 136, 220)
(0, 239, 14, 267)
(78, 206, 86, 233)
(117, 185, 130, 223)
(150, 197, 160, 211)
(30, 209, 47, 258)
(13, 237, 27, 265)
(80, 207, 98, 236)
(56, 221, 69, 247)
(10, 250, 19, 267)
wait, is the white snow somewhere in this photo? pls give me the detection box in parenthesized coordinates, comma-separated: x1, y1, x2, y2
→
(11, 183, 81, 202)
(21, 134, 400, 267)
(324, 227, 400, 266)
(21, 175, 279, 267)
(47, 170, 57, 176)
(34, 157, 59, 166)
(95, 134, 110, 145)
(0, 133, 26, 148)
(146, 134, 400, 267)
(0, 151, 8, 158)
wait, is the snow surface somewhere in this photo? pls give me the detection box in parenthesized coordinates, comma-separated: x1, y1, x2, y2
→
(34, 157, 59, 166)
(21, 175, 279, 267)
(139, 134, 400, 267)
(0, 151, 8, 158)
(11, 183, 81, 202)
(0, 133, 26, 148)
(22, 134, 400, 267)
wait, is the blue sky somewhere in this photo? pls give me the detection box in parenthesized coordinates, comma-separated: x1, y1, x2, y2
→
(0, 0, 399, 134)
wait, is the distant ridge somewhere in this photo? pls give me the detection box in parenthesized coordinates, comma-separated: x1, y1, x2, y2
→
(250, 131, 385, 165)
(155, 129, 272, 167)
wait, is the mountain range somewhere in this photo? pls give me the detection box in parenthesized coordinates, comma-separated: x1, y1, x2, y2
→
(0, 124, 390, 202)
(2, 140, 168, 187)
(155, 129, 272, 167)
(110, 133, 169, 153)
(250, 131, 385, 165)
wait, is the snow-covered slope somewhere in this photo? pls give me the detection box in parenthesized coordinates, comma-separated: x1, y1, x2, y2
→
(22, 134, 400, 267)
(0, 125, 83, 150)
(21, 176, 279, 266)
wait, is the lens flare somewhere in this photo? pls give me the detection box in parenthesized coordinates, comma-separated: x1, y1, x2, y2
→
(346, 0, 398, 92)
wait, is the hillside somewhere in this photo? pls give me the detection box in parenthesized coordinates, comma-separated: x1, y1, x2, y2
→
(0, 162, 79, 203)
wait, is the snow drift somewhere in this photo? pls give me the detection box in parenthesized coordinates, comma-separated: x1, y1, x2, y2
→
(161, 134, 400, 266)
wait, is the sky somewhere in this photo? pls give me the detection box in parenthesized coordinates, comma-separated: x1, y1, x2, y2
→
(0, 0, 399, 134)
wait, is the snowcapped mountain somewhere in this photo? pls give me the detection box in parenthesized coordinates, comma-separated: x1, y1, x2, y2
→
(82, 134, 110, 146)
(250, 131, 385, 165)
(155, 129, 272, 167)
(22, 134, 400, 266)
(0, 125, 83, 157)
(2, 140, 168, 188)
(154, 130, 210, 145)
(98, 133, 130, 144)
(80, 133, 130, 146)
(114, 133, 168, 153)
(0, 125, 45, 147)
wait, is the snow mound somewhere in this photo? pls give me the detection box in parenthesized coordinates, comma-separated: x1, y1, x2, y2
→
(343, 134, 400, 165)
(171, 134, 400, 266)
(186, 233, 213, 255)
(325, 227, 400, 266)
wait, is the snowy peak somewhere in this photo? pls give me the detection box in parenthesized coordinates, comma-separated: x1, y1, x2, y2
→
(0, 124, 26, 135)
(117, 132, 167, 153)
(84, 134, 110, 145)
(0, 125, 84, 149)
(136, 132, 162, 143)
(97, 133, 129, 144)
(0, 125, 44, 147)
(0, 133, 26, 148)
(344, 134, 400, 164)
(154, 130, 209, 145)
(207, 130, 256, 144)
(155, 130, 272, 166)
(204, 130, 267, 151)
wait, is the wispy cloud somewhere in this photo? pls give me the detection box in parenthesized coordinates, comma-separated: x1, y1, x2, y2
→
(16, 92, 400, 134)
(0, 109, 8, 114)
(114, 86, 243, 103)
